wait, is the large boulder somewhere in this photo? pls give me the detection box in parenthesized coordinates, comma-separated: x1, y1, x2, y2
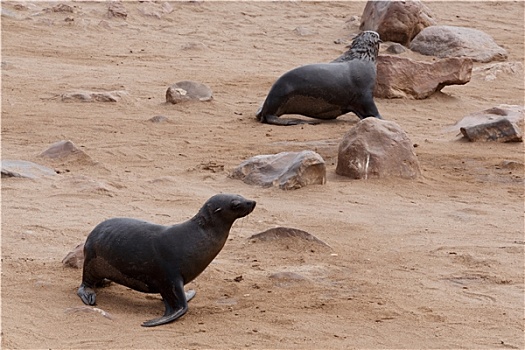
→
(375, 55, 473, 99)
(336, 118, 421, 179)
(359, 0, 436, 46)
(231, 150, 326, 190)
(410, 25, 508, 63)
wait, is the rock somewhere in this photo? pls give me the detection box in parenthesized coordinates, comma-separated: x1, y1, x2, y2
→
(410, 25, 508, 63)
(61, 90, 129, 103)
(1, 160, 56, 179)
(498, 160, 524, 170)
(165, 81, 213, 104)
(49, 4, 74, 13)
(39, 140, 89, 160)
(460, 118, 522, 143)
(180, 42, 208, 51)
(336, 118, 421, 179)
(249, 227, 331, 250)
(385, 43, 406, 54)
(360, 0, 436, 46)
(108, 2, 127, 19)
(445, 105, 524, 133)
(293, 26, 317, 36)
(231, 150, 326, 190)
(473, 61, 523, 82)
(64, 306, 113, 320)
(62, 243, 84, 268)
(375, 55, 473, 99)
(148, 115, 170, 123)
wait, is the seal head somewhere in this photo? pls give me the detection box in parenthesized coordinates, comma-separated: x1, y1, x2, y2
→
(77, 194, 256, 327)
(256, 30, 383, 125)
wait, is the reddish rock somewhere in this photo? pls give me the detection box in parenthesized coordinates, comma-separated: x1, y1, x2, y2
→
(336, 118, 421, 179)
(231, 151, 326, 190)
(410, 25, 508, 63)
(360, 0, 436, 46)
(108, 2, 127, 19)
(375, 55, 473, 99)
(62, 243, 84, 268)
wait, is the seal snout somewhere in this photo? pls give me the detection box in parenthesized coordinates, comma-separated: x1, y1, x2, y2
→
(235, 198, 256, 218)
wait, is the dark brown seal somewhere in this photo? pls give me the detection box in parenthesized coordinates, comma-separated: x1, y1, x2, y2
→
(77, 194, 256, 327)
(256, 31, 382, 125)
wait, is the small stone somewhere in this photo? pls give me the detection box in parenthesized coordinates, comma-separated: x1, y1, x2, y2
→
(148, 115, 169, 123)
(385, 43, 406, 54)
(166, 81, 213, 104)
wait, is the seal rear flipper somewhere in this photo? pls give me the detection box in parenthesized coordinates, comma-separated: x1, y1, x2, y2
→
(262, 114, 319, 126)
(185, 289, 196, 302)
(77, 284, 97, 305)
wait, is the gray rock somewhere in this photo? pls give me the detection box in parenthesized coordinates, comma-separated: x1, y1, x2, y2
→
(360, 0, 436, 46)
(410, 25, 508, 63)
(375, 55, 473, 99)
(39, 140, 89, 160)
(293, 26, 317, 36)
(473, 61, 523, 81)
(165, 81, 213, 104)
(336, 118, 421, 179)
(61, 90, 129, 103)
(1, 160, 56, 179)
(231, 150, 326, 190)
(249, 227, 331, 250)
(148, 115, 170, 123)
(385, 43, 406, 54)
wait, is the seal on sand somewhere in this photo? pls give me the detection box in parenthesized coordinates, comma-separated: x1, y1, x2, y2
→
(77, 194, 256, 327)
(256, 31, 382, 126)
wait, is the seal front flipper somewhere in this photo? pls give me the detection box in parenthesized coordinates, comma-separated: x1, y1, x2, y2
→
(141, 278, 188, 327)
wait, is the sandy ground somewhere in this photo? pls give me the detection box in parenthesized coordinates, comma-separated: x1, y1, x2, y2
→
(1, 1, 524, 349)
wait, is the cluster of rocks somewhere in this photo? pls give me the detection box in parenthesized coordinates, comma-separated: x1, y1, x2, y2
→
(231, 118, 421, 190)
(356, 0, 510, 99)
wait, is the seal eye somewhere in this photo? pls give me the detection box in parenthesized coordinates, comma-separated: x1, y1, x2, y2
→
(213, 207, 222, 213)
(231, 199, 241, 210)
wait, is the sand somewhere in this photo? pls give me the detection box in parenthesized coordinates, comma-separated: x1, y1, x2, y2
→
(1, 1, 523, 349)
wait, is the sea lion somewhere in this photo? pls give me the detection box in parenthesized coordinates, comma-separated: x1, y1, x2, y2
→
(77, 194, 256, 327)
(256, 31, 383, 126)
